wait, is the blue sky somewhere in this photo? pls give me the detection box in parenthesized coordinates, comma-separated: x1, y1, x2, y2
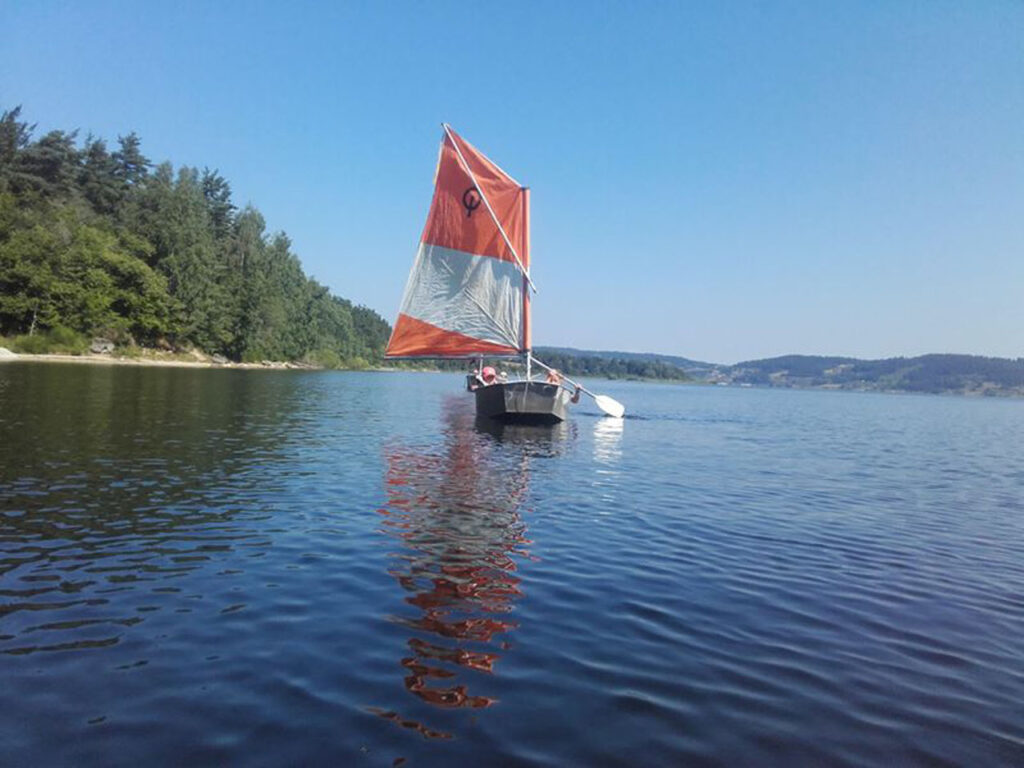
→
(2, 1, 1021, 363)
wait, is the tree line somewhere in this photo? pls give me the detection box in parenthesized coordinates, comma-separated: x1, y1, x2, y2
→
(0, 106, 389, 365)
(532, 348, 690, 380)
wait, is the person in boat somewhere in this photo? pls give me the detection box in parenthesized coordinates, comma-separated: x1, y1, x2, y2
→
(545, 367, 583, 403)
(467, 365, 499, 390)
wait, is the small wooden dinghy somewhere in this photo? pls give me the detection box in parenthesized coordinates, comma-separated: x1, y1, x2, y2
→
(384, 125, 624, 423)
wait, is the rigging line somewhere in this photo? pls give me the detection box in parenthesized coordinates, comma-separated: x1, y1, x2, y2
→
(442, 124, 538, 294)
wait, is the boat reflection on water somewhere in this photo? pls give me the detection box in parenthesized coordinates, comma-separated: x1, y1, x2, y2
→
(372, 400, 573, 738)
(472, 414, 575, 455)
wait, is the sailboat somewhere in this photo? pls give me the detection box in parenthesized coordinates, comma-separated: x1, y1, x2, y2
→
(384, 125, 624, 422)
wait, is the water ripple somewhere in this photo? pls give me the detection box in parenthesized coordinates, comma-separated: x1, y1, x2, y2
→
(2, 368, 1024, 764)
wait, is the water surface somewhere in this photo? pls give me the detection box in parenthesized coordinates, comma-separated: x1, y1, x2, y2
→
(1, 363, 1023, 765)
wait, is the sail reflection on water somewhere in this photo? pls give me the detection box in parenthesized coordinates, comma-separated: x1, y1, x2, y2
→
(374, 401, 572, 733)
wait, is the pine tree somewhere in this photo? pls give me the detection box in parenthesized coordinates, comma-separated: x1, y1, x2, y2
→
(112, 132, 149, 187)
(0, 107, 35, 194)
(201, 168, 235, 241)
(9, 129, 79, 199)
(79, 137, 121, 215)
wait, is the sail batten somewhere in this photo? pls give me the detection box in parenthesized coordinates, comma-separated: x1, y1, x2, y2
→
(385, 127, 531, 359)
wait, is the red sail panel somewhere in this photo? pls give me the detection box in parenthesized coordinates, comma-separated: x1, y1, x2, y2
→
(422, 128, 527, 268)
(387, 313, 520, 358)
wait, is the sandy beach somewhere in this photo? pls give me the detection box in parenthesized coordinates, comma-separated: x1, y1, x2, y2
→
(0, 350, 319, 370)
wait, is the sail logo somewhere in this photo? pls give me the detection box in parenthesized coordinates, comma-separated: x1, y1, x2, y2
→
(462, 186, 481, 218)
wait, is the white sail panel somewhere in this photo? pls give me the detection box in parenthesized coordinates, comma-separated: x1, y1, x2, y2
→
(397, 243, 522, 350)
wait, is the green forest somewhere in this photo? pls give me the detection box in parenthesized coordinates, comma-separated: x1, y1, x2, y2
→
(0, 106, 390, 365)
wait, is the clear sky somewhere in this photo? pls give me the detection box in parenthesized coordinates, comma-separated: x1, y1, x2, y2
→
(2, 1, 1022, 363)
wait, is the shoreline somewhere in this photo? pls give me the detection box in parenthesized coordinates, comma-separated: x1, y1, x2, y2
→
(0, 351, 326, 370)
(0, 352, 670, 381)
(0, 350, 431, 373)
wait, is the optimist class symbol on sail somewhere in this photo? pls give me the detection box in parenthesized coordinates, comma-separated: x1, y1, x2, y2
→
(462, 186, 481, 218)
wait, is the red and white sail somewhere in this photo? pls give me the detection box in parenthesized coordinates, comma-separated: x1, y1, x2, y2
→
(385, 126, 531, 358)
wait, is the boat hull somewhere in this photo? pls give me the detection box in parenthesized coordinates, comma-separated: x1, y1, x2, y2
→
(474, 381, 571, 424)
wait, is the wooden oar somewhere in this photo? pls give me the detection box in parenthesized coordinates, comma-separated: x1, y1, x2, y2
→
(529, 356, 626, 418)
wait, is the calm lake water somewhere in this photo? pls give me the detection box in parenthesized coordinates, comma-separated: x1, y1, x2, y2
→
(1, 363, 1023, 766)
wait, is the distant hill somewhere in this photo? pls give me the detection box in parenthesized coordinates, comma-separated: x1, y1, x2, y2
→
(533, 347, 1024, 396)
(722, 354, 1024, 395)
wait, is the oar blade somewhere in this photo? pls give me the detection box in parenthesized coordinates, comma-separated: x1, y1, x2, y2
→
(594, 394, 625, 418)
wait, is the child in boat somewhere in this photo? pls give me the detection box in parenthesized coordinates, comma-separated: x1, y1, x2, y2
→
(467, 365, 499, 389)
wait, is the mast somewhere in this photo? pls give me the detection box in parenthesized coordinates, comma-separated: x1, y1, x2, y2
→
(521, 186, 532, 380)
